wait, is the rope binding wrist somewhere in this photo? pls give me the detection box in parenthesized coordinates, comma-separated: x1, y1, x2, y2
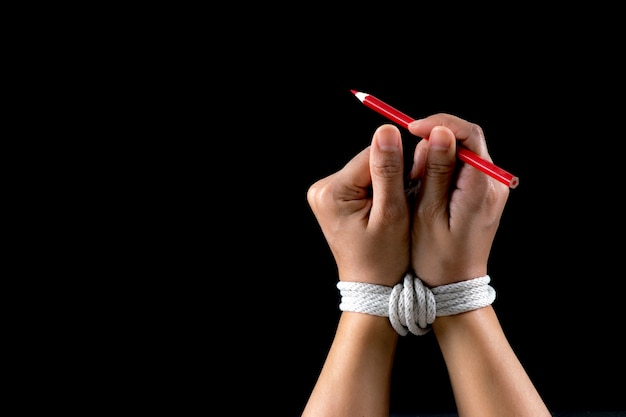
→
(337, 272, 496, 336)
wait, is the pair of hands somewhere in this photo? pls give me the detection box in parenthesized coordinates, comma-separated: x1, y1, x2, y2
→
(307, 113, 510, 289)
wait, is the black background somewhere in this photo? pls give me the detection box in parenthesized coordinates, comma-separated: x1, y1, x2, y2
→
(40, 6, 626, 417)
(266, 29, 626, 417)
(185, 10, 626, 416)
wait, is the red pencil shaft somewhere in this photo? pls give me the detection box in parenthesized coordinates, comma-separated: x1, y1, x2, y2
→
(360, 93, 518, 189)
(361, 94, 414, 129)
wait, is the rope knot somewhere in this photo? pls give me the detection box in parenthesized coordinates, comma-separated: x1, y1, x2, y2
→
(389, 274, 435, 336)
(337, 273, 496, 336)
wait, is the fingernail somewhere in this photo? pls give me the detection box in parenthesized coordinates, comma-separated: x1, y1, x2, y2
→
(377, 129, 400, 151)
(429, 126, 451, 150)
(408, 119, 423, 129)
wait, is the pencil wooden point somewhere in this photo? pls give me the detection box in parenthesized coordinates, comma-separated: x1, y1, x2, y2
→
(351, 90, 368, 103)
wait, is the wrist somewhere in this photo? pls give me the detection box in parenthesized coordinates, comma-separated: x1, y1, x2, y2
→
(413, 266, 488, 288)
(337, 273, 495, 336)
(338, 311, 399, 349)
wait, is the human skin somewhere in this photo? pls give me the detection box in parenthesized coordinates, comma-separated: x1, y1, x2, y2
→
(408, 114, 508, 288)
(409, 115, 552, 417)
(302, 116, 551, 417)
(303, 124, 408, 417)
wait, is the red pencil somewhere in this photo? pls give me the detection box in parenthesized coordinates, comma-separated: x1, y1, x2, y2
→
(351, 90, 519, 189)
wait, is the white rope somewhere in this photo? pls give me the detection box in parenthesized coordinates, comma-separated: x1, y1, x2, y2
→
(337, 273, 496, 336)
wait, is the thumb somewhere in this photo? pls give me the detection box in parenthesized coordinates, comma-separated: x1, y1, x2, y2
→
(370, 125, 406, 220)
(418, 126, 457, 212)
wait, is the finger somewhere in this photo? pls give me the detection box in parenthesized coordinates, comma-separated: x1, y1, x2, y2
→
(408, 113, 490, 159)
(307, 146, 372, 215)
(370, 124, 406, 221)
(404, 139, 428, 202)
(409, 138, 429, 181)
(416, 126, 457, 217)
(336, 146, 373, 192)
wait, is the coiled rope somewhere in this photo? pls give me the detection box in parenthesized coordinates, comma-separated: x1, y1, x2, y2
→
(337, 273, 495, 336)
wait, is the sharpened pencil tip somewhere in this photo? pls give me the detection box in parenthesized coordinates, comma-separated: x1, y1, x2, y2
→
(351, 90, 368, 103)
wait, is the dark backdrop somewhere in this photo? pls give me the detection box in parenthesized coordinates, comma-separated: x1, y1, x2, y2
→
(198, 12, 626, 415)
(87, 6, 626, 417)
(271, 44, 626, 416)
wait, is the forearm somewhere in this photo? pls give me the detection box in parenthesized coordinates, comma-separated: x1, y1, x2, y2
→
(433, 306, 551, 417)
(301, 312, 399, 417)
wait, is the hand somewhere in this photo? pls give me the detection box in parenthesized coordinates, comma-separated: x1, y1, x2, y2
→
(307, 124, 410, 287)
(407, 114, 510, 287)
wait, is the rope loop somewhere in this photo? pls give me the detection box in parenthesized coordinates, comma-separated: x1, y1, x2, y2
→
(337, 273, 496, 336)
